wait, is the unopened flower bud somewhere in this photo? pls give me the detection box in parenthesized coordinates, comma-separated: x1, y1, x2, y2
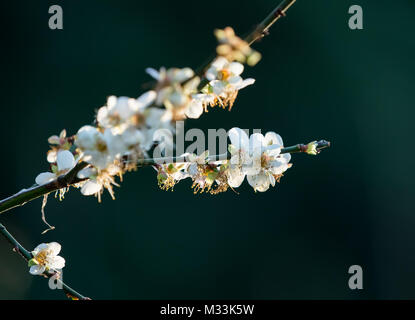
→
(306, 141, 318, 155)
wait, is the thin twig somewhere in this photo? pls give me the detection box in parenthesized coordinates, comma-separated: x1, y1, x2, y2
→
(245, 0, 297, 45)
(193, 0, 296, 83)
(0, 223, 90, 300)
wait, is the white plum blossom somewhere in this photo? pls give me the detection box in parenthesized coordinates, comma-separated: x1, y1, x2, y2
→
(97, 91, 156, 131)
(186, 151, 219, 193)
(164, 77, 201, 120)
(76, 126, 113, 169)
(227, 127, 291, 192)
(28, 242, 65, 275)
(205, 57, 255, 109)
(97, 96, 137, 130)
(206, 57, 244, 83)
(146, 67, 201, 120)
(156, 160, 191, 191)
(35, 150, 76, 185)
(77, 164, 121, 201)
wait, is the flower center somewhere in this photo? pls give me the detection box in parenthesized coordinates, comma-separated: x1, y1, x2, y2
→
(218, 69, 231, 81)
(131, 113, 145, 126)
(95, 139, 108, 153)
(34, 249, 50, 266)
(261, 154, 270, 168)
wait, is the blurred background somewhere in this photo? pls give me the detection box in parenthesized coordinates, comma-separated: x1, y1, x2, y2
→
(1, 0, 414, 299)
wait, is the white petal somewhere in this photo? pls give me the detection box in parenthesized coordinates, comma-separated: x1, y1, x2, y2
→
(185, 100, 204, 119)
(211, 57, 228, 70)
(168, 91, 187, 107)
(249, 133, 264, 153)
(104, 129, 126, 158)
(281, 153, 291, 163)
(229, 154, 243, 167)
(264, 131, 283, 147)
(269, 160, 287, 175)
(96, 106, 109, 127)
(235, 78, 255, 90)
(145, 108, 166, 127)
(32, 243, 48, 255)
(47, 150, 57, 163)
(77, 167, 97, 179)
(227, 167, 246, 188)
(173, 68, 194, 83)
(122, 127, 144, 146)
(57, 150, 75, 172)
(145, 68, 160, 80)
(187, 163, 198, 176)
(242, 155, 262, 176)
(83, 150, 111, 170)
(193, 93, 214, 105)
(205, 67, 218, 81)
(30, 265, 45, 275)
(173, 171, 190, 181)
(228, 62, 244, 76)
(228, 75, 243, 86)
(247, 172, 270, 192)
(228, 127, 249, 151)
(47, 242, 61, 256)
(76, 126, 100, 150)
(266, 146, 282, 157)
(107, 95, 117, 108)
(35, 172, 56, 185)
(48, 135, 60, 145)
(269, 173, 276, 187)
(136, 90, 156, 110)
(211, 80, 226, 95)
(49, 256, 65, 270)
(114, 97, 133, 120)
(81, 180, 103, 196)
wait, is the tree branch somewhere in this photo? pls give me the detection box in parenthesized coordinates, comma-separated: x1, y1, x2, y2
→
(0, 140, 330, 215)
(0, 223, 89, 300)
(0, 162, 88, 215)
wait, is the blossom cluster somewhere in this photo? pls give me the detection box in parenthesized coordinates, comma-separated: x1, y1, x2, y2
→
(156, 128, 291, 194)
(34, 27, 270, 201)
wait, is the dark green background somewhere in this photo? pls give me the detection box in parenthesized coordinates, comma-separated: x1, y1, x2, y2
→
(1, 0, 414, 299)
